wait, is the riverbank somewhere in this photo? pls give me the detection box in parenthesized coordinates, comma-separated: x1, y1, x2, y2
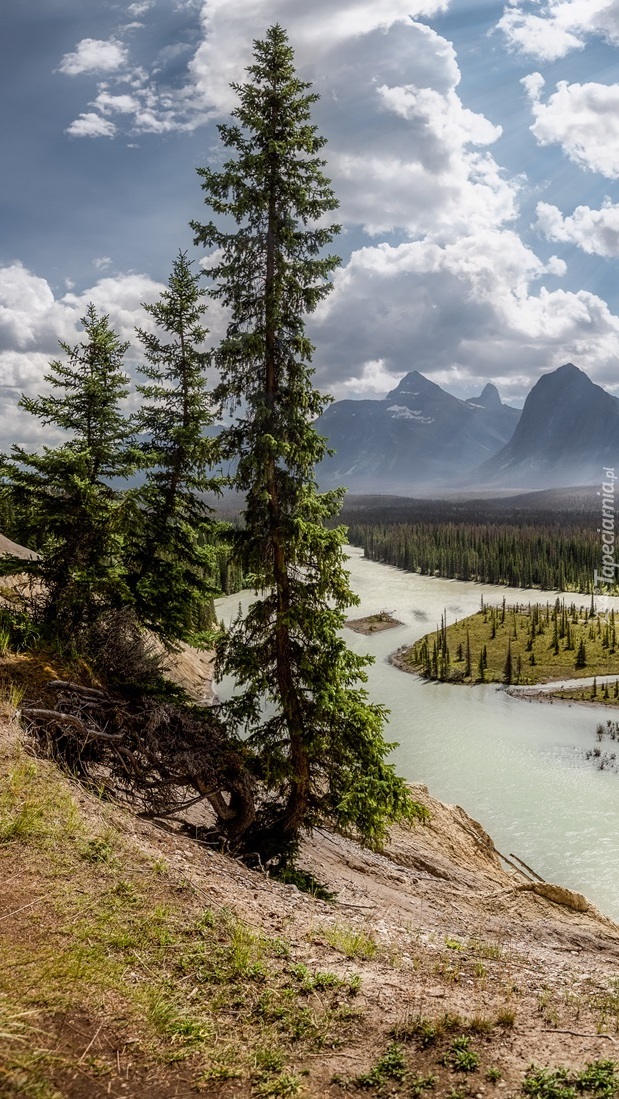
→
(508, 675, 619, 707)
(216, 552, 619, 921)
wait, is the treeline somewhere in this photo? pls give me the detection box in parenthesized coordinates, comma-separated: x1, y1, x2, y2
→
(348, 520, 608, 593)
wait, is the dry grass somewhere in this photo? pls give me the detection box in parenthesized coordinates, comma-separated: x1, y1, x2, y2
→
(0, 715, 363, 1097)
(0, 672, 618, 1096)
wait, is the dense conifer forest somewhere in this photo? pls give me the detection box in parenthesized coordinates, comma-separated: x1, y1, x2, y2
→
(344, 494, 609, 594)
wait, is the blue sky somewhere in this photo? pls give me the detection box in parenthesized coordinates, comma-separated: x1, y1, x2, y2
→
(2, 0, 619, 447)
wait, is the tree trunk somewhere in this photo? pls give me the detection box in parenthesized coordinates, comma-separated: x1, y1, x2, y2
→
(264, 112, 311, 842)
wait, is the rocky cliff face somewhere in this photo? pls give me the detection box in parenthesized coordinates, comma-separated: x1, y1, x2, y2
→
(316, 370, 520, 492)
(477, 363, 619, 487)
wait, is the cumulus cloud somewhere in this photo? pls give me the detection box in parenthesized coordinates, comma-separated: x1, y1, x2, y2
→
(92, 91, 140, 115)
(498, 0, 619, 60)
(66, 113, 117, 138)
(311, 232, 619, 403)
(535, 200, 619, 257)
(341, 360, 406, 397)
(0, 264, 164, 449)
(190, 11, 518, 238)
(60, 0, 455, 141)
(52, 0, 619, 404)
(58, 38, 129, 76)
(58, 5, 518, 253)
(188, 0, 450, 116)
(523, 75, 619, 178)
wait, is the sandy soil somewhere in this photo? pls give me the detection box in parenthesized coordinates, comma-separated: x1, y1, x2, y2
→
(346, 612, 403, 635)
(4, 708, 619, 1096)
(95, 779, 619, 1088)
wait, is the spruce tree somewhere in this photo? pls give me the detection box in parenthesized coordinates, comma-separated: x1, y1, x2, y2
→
(0, 304, 137, 635)
(503, 639, 512, 685)
(192, 25, 419, 860)
(131, 252, 223, 647)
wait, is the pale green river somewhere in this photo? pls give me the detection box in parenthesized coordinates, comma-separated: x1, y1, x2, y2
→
(215, 546, 619, 921)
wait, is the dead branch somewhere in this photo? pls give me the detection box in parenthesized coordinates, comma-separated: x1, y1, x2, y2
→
(22, 708, 123, 741)
(540, 1029, 617, 1042)
(47, 681, 109, 700)
(22, 686, 255, 845)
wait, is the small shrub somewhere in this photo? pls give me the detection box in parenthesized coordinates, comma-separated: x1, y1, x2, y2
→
(496, 1007, 516, 1028)
(319, 924, 377, 960)
(469, 1015, 494, 1035)
(355, 1044, 407, 1088)
(274, 866, 336, 901)
(441, 1036, 480, 1073)
(81, 836, 116, 864)
(521, 1062, 619, 1099)
(409, 1075, 437, 1097)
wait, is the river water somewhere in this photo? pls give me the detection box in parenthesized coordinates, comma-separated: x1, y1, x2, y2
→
(215, 546, 619, 921)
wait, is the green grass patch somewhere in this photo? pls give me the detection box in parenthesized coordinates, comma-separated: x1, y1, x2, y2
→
(522, 1060, 619, 1099)
(0, 736, 364, 1095)
(317, 923, 378, 959)
(402, 600, 619, 687)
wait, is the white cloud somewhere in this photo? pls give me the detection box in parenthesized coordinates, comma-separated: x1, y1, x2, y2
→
(60, 0, 455, 141)
(92, 257, 113, 270)
(188, 0, 450, 116)
(535, 200, 619, 257)
(313, 232, 619, 403)
(0, 264, 165, 450)
(50, 0, 619, 407)
(92, 91, 139, 115)
(342, 359, 406, 397)
(193, 13, 518, 239)
(59, 6, 517, 257)
(66, 112, 117, 138)
(58, 38, 129, 76)
(498, 0, 619, 60)
(523, 75, 619, 178)
(128, 1, 154, 14)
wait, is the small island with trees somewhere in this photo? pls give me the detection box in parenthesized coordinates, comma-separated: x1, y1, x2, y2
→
(395, 596, 619, 700)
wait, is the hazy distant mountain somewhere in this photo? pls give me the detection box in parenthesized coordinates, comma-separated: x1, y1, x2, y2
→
(477, 363, 619, 488)
(315, 371, 521, 492)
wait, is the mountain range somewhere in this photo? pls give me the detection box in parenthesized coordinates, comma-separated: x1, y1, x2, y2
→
(316, 363, 619, 493)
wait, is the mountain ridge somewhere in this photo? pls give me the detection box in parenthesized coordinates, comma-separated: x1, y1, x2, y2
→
(317, 363, 619, 493)
(316, 369, 520, 492)
(477, 363, 619, 488)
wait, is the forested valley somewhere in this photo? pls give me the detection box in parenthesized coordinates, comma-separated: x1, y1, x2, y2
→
(344, 493, 608, 593)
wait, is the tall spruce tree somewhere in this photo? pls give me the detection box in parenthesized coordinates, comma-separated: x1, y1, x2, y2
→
(0, 304, 137, 635)
(131, 252, 222, 647)
(192, 25, 420, 861)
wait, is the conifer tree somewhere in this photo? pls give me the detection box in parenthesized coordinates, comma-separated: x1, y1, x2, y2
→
(131, 252, 222, 647)
(0, 305, 137, 635)
(464, 628, 471, 678)
(192, 25, 418, 860)
(503, 638, 513, 685)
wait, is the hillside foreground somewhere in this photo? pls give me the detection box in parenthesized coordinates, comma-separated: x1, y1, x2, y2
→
(3, 658, 619, 1098)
